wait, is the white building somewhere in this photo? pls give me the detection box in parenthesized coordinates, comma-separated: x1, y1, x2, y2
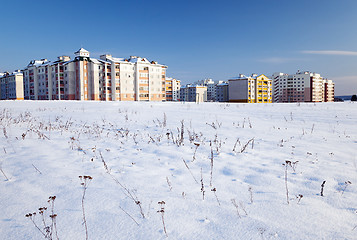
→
(323, 79, 335, 102)
(23, 59, 49, 100)
(271, 71, 334, 102)
(180, 85, 207, 102)
(99, 54, 167, 101)
(165, 77, 181, 101)
(193, 78, 216, 101)
(0, 70, 24, 100)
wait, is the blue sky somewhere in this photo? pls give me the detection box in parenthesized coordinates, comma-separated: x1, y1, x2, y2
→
(1, 0, 356, 95)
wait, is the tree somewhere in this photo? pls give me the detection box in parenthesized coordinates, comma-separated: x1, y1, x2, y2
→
(351, 95, 357, 101)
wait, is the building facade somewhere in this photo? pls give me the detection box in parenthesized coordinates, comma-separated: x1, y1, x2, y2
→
(0, 70, 24, 100)
(216, 81, 229, 102)
(228, 74, 272, 103)
(165, 77, 181, 101)
(271, 71, 335, 102)
(180, 85, 207, 102)
(193, 78, 216, 101)
(323, 79, 335, 102)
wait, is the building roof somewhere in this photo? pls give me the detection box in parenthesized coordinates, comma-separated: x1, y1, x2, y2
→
(229, 74, 271, 81)
(74, 48, 89, 54)
(27, 59, 49, 68)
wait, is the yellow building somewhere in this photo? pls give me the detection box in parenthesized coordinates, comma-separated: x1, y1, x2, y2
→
(228, 74, 272, 103)
(255, 74, 272, 103)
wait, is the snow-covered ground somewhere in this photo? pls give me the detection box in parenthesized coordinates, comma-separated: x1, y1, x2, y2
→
(0, 101, 356, 240)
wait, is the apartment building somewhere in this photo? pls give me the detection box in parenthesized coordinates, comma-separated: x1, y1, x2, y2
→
(165, 77, 181, 101)
(180, 85, 207, 102)
(216, 81, 229, 102)
(228, 74, 272, 103)
(16, 48, 167, 101)
(323, 79, 335, 102)
(99, 53, 167, 101)
(0, 70, 24, 100)
(271, 71, 334, 102)
(193, 78, 216, 101)
(0, 72, 3, 97)
(23, 59, 49, 100)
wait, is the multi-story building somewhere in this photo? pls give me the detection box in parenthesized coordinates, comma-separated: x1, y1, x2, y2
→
(271, 71, 334, 102)
(10, 48, 167, 102)
(0, 70, 24, 100)
(193, 78, 216, 101)
(0, 72, 4, 97)
(98, 53, 167, 101)
(23, 59, 49, 100)
(180, 85, 207, 102)
(165, 77, 181, 101)
(216, 81, 229, 102)
(228, 74, 272, 103)
(323, 79, 335, 102)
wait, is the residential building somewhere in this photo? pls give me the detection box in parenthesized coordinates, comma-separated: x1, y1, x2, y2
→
(9, 48, 167, 101)
(228, 74, 272, 103)
(99, 54, 167, 101)
(323, 79, 335, 102)
(193, 78, 216, 101)
(180, 85, 207, 102)
(216, 81, 229, 102)
(165, 77, 181, 101)
(0, 70, 24, 100)
(0, 72, 4, 97)
(23, 59, 49, 100)
(271, 71, 334, 102)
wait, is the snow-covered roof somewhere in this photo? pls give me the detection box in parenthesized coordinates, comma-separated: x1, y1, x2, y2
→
(127, 56, 151, 64)
(27, 59, 49, 68)
(229, 75, 249, 80)
(12, 70, 23, 76)
(229, 74, 271, 81)
(75, 48, 89, 54)
(90, 58, 110, 64)
(103, 55, 125, 63)
(1, 70, 23, 77)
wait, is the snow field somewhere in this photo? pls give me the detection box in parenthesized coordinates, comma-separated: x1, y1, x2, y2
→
(0, 101, 356, 239)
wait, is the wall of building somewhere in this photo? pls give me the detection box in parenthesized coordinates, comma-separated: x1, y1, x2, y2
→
(0, 72, 24, 100)
(228, 79, 248, 102)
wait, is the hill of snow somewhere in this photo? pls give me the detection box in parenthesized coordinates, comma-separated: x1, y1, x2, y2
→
(0, 101, 356, 239)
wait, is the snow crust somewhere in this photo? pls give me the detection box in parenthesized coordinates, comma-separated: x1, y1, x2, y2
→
(0, 101, 356, 239)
